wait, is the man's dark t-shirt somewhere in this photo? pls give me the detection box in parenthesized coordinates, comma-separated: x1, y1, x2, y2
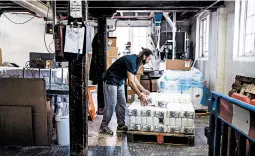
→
(103, 54, 140, 86)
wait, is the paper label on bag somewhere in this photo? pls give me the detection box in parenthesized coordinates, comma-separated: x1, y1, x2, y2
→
(184, 127, 195, 134)
(185, 61, 190, 67)
(128, 109, 137, 116)
(142, 110, 152, 117)
(107, 40, 113, 46)
(127, 86, 131, 90)
(129, 124, 140, 131)
(112, 58, 117, 63)
(141, 125, 153, 132)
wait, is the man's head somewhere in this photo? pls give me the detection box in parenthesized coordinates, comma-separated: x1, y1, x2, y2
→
(139, 48, 153, 65)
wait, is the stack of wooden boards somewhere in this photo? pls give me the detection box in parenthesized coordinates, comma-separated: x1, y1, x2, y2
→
(229, 75, 255, 100)
(125, 93, 195, 145)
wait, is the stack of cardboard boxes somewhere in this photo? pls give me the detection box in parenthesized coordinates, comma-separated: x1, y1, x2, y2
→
(127, 66, 144, 103)
(106, 37, 119, 69)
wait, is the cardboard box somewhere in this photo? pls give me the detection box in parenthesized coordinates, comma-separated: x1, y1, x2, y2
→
(107, 47, 118, 57)
(166, 60, 192, 71)
(107, 56, 119, 69)
(127, 94, 135, 103)
(107, 37, 117, 47)
(140, 79, 158, 92)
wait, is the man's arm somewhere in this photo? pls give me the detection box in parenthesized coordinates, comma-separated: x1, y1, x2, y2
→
(134, 76, 146, 92)
(127, 72, 142, 97)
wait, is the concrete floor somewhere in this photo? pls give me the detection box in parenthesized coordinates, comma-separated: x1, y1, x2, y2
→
(0, 113, 209, 156)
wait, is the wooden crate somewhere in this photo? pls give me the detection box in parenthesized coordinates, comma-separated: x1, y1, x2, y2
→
(118, 130, 195, 146)
(229, 75, 255, 100)
(195, 109, 209, 116)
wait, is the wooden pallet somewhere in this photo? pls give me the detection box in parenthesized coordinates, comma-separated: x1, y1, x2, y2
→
(195, 109, 209, 116)
(122, 130, 195, 146)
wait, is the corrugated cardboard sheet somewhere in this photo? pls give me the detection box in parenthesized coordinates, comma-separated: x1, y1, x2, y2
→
(0, 106, 33, 145)
(0, 78, 50, 145)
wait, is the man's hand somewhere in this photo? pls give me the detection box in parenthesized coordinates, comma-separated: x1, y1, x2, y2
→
(142, 89, 150, 95)
(138, 93, 148, 106)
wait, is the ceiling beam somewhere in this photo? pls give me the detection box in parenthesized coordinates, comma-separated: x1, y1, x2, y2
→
(11, 0, 53, 20)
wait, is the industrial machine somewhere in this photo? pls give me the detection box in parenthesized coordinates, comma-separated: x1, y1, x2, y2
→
(157, 32, 188, 61)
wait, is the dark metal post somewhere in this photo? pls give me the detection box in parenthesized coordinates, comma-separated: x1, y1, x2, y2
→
(69, 56, 88, 155)
(247, 141, 255, 156)
(229, 127, 236, 156)
(208, 114, 215, 156)
(221, 122, 228, 156)
(97, 16, 107, 114)
(214, 117, 221, 156)
(237, 133, 246, 156)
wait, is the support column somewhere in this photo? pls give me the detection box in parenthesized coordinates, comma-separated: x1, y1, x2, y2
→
(97, 16, 107, 114)
(172, 12, 176, 60)
(69, 56, 88, 155)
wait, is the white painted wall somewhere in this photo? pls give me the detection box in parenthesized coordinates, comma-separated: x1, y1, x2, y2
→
(224, 1, 255, 94)
(0, 13, 53, 67)
(191, 1, 255, 95)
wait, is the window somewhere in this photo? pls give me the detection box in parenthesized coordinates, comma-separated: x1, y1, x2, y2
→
(234, 0, 255, 60)
(115, 27, 148, 55)
(116, 27, 131, 55)
(198, 16, 210, 58)
(132, 27, 148, 54)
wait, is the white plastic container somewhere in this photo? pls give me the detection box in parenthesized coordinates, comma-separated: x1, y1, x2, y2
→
(55, 115, 70, 146)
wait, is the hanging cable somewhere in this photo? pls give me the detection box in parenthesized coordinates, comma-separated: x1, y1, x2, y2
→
(44, 6, 53, 53)
(0, 8, 35, 24)
(49, 39, 54, 53)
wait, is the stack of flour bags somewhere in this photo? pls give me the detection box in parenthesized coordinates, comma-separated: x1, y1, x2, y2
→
(127, 93, 195, 135)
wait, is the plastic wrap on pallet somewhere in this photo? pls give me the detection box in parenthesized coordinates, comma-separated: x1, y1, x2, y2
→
(156, 68, 207, 111)
(157, 68, 204, 93)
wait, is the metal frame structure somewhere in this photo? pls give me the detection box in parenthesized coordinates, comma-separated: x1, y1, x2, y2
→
(163, 12, 177, 60)
(208, 92, 255, 156)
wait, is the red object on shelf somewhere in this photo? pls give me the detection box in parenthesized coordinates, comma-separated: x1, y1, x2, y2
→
(251, 100, 255, 106)
(231, 93, 251, 104)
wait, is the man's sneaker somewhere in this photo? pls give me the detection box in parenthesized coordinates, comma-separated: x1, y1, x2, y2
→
(99, 126, 114, 135)
(117, 125, 128, 131)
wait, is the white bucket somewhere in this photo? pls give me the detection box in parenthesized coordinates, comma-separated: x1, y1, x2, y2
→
(55, 115, 70, 146)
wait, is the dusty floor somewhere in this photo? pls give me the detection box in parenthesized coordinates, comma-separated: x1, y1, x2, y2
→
(0, 113, 209, 156)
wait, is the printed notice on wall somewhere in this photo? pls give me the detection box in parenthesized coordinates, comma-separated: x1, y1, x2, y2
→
(70, 0, 82, 18)
(64, 25, 85, 54)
